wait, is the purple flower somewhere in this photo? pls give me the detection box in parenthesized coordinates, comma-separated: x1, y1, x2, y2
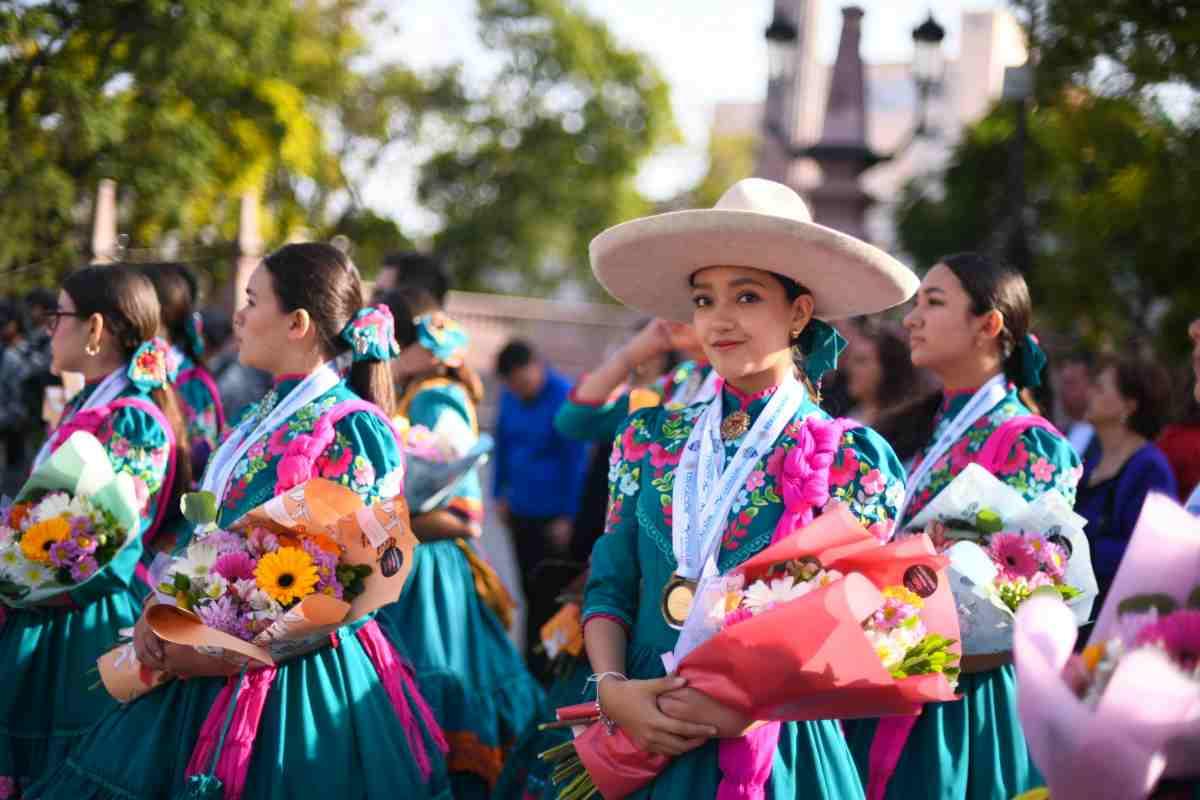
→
(70, 556, 99, 582)
(246, 527, 279, 558)
(49, 539, 82, 568)
(214, 551, 257, 582)
(200, 529, 249, 555)
(301, 539, 344, 599)
(69, 515, 92, 537)
(196, 595, 253, 641)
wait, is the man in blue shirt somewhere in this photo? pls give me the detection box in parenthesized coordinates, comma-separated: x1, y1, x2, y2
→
(493, 339, 589, 671)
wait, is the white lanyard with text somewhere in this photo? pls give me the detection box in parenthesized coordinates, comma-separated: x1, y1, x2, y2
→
(671, 374, 805, 582)
(897, 373, 1009, 526)
(200, 354, 350, 504)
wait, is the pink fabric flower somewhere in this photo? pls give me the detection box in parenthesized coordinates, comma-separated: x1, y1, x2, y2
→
(861, 468, 885, 495)
(620, 425, 650, 463)
(319, 445, 354, 479)
(827, 446, 858, 488)
(987, 532, 1039, 578)
(1134, 609, 1200, 668)
(746, 470, 766, 492)
(765, 447, 787, 479)
(268, 425, 293, 456)
(1031, 457, 1055, 483)
(947, 437, 973, 472)
(773, 419, 842, 542)
(648, 443, 681, 469)
(214, 552, 257, 582)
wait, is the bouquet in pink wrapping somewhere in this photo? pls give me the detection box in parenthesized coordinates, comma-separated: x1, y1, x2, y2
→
(541, 507, 961, 800)
(1013, 493, 1200, 800)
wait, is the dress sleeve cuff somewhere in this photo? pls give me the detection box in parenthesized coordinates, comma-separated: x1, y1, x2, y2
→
(567, 377, 608, 408)
(582, 609, 632, 633)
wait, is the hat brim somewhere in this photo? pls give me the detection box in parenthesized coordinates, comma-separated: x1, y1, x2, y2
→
(590, 208, 919, 322)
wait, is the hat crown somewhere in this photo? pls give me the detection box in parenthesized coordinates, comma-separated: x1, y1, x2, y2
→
(714, 178, 813, 223)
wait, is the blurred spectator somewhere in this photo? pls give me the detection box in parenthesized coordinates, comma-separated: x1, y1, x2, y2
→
(1184, 318, 1200, 516)
(374, 251, 449, 306)
(1057, 350, 1099, 461)
(1076, 355, 1177, 602)
(202, 307, 270, 421)
(843, 318, 928, 428)
(493, 339, 589, 666)
(1157, 371, 1200, 501)
(0, 301, 35, 491)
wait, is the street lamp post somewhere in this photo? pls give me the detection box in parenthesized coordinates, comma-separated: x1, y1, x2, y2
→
(1002, 64, 1034, 275)
(911, 14, 946, 137)
(764, 11, 799, 85)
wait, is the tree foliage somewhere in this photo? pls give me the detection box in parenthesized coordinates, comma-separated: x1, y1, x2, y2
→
(2, 0, 674, 297)
(417, 0, 677, 294)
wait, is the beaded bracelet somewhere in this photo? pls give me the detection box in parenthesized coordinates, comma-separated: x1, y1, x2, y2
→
(587, 671, 627, 735)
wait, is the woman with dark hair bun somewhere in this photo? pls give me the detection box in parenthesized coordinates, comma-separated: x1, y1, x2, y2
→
(848, 252, 1083, 800)
(31, 243, 450, 800)
(137, 263, 226, 486)
(0, 265, 188, 793)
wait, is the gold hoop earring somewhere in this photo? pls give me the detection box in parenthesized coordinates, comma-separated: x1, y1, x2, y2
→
(84, 341, 100, 357)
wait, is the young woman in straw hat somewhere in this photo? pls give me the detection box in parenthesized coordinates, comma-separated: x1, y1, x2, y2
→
(579, 178, 916, 799)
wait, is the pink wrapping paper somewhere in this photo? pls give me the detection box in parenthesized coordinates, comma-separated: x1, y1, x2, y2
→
(1013, 494, 1200, 800)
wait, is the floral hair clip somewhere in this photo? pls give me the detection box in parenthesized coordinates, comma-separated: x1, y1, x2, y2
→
(128, 337, 180, 392)
(340, 305, 401, 364)
(414, 312, 469, 367)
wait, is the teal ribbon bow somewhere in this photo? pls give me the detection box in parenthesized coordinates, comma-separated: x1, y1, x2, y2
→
(796, 320, 848, 383)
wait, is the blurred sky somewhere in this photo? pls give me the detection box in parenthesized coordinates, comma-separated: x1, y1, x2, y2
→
(366, 1, 1008, 235)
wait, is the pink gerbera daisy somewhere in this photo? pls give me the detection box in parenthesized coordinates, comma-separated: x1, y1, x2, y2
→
(1134, 609, 1200, 669)
(214, 551, 257, 582)
(987, 532, 1039, 579)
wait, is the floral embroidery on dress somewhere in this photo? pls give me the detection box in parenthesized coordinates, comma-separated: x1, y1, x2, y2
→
(606, 400, 905, 570)
(94, 414, 169, 519)
(904, 390, 1082, 525)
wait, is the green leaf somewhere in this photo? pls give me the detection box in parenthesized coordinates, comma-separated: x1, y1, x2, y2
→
(180, 492, 219, 527)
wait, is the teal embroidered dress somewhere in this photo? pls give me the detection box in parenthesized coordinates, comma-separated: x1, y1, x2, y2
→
(497, 361, 717, 800)
(0, 379, 172, 796)
(29, 375, 451, 800)
(580, 381, 906, 800)
(845, 385, 1082, 800)
(378, 379, 545, 798)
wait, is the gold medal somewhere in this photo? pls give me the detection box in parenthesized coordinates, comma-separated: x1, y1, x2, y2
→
(720, 410, 751, 440)
(661, 574, 697, 629)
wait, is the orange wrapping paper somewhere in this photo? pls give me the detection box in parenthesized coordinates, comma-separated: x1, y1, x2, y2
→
(98, 479, 417, 702)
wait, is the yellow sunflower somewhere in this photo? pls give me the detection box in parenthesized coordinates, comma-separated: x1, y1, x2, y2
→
(20, 516, 72, 564)
(254, 546, 319, 605)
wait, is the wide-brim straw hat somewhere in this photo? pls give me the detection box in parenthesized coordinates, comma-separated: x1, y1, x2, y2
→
(590, 178, 919, 322)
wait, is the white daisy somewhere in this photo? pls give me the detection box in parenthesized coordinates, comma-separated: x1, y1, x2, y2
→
(742, 577, 816, 615)
(203, 574, 230, 600)
(23, 564, 51, 585)
(175, 542, 219, 582)
(31, 492, 72, 522)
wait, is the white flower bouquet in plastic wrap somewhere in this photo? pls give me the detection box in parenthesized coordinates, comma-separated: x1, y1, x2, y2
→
(906, 463, 1098, 654)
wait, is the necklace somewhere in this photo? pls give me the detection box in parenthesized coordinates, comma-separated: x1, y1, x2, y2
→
(720, 409, 751, 440)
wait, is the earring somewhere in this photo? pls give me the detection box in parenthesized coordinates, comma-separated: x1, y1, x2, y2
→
(84, 341, 100, 357)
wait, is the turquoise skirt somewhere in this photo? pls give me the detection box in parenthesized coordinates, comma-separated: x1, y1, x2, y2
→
(0, 590, 139, 793)
(606, 642, 864, 800)
(845, 665, 1041, 800)
(28, 618, 452, 800)
(494, 656, 593, 800)
(376, 539, 545, 797)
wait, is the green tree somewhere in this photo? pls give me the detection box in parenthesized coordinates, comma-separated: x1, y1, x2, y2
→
(416, 0, 678, 294)
(894, 94, 1200, 356)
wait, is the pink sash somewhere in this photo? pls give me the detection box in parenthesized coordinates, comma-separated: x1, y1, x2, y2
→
(183, 399, 432, 799)
(865, 414, 1060, 800)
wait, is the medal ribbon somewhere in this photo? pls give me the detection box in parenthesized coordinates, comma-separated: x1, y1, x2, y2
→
(671, 374, 805, 582)
(201, 353, 352, 504)
(896, 372, 1009, 526)
(667, 367, 719, 409)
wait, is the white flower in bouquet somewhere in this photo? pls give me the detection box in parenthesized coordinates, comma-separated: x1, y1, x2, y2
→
(203, 574, 230, 600)
(31, 492, 72, 522)
(175, 542, 219, 583)
(743, 576, 817, 614)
